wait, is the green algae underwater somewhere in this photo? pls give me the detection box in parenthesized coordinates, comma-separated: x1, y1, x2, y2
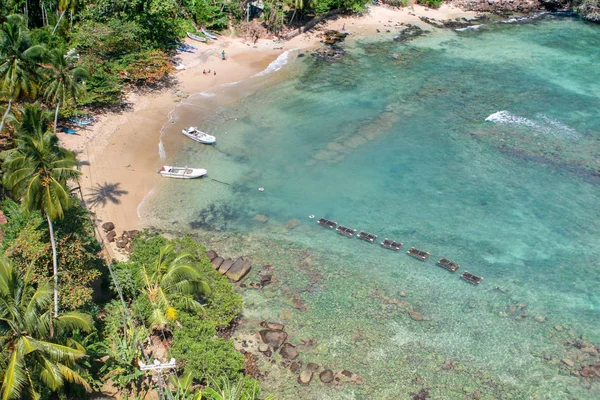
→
(148, 14, 600, 399)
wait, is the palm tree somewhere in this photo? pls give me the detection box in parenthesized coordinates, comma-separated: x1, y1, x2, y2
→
(0, 256, 93, 400)
(2, 103, 80, 317)
(0, 14, 45, 134)
(51, 0, 77, 36)
(140, 244, 211, 329)
(43, 46, 87, 135)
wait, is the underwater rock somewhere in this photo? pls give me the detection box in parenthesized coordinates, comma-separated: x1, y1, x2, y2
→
(322, 30, 349, 45)
(280, 343, 299, 360)
(409, 311, 423, 321)
(319, 369, 334, 383)
(286, 219, 301, 229)
(393, 25, 425, 43)
(253, 214, 269, 223)
(260, 274, 273, 286)
(102, 222, 115, 232)
(259, 329, 288, 350)
(260, 321, 285, 331)
(258, 344, 269, 353)
(211, 256, 224, 269)
(562, 358, 575, 367)
(206, 250, 218, 260)
(226, 257, 252, 282)
(307, 362, 320, 372)
(218, 258, 234, 274)
(290, 361, 301, 373)
(535, 315, 546, 323)
(298, 370, 313, 385)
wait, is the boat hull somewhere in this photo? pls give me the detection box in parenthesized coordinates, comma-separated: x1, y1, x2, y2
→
(159, 166, 207, 179)
(182, 127, 216, 144)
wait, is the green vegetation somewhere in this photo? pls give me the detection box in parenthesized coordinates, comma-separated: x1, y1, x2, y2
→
(416, 0, 444, 8)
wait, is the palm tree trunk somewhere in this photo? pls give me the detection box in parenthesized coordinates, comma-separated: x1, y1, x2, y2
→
(0, 96, 14, 135)
(53, 100, 60, 136)
(47, 214, 59, 317)
(51, 11, 66, 35)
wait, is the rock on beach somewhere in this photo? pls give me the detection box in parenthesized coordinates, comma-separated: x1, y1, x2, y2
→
(259, 329, 288, 350)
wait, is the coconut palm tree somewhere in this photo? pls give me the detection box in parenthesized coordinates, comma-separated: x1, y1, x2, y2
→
(0, 14, 45, 134)
(2, 103, 80, 317)
(140, 244, 211, 329)
(51, 0, 77, 36)
(0, 256, 93, 400)
(43, 46, 87, 135)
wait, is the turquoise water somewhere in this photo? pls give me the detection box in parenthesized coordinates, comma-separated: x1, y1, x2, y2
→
(149, 15, 600, 399)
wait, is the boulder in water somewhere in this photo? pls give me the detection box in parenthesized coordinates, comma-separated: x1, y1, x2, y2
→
(298, 370, 313, 385)
(259, 329, 288, 350)
(319, 369, 334, 383)
(211, 256, 224, 269)
(226, 257, 252, 282)
(206, 250, 218, 260)
(218, 258, 234, 274)
(280, 343, 299, 360)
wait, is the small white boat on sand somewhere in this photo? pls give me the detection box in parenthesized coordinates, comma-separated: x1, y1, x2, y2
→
(182, 127, 216, 144)
(158, 166, 207, 179)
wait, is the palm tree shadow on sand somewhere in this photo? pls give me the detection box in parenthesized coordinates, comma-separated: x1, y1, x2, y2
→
(86, 182, 128, 208)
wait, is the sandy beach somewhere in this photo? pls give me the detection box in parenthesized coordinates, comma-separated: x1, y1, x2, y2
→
(60, 4, 479, 250)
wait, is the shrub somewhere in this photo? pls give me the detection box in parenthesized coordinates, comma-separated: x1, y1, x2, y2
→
(416, 0, 444, 8)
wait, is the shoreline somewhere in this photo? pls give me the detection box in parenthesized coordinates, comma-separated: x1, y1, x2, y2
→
(60, 4, 481, 257)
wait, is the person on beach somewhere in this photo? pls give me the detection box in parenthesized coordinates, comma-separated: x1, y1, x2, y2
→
(203, 69, 206, 74)
(222, 50, 226, 60)
(208, 69, 211, 73)
(214, 71, 216, 76)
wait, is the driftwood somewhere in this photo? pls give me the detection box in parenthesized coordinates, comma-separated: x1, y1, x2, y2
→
(284, 9, 343, 40)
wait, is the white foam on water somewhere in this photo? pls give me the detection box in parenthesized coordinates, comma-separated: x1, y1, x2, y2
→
(499, 12, 549, 24)
(221, 81, 241, 87)
(485, 110, 537, 128)
(253, 49, 297, 77)
(455, 24, 485, 32)
(485, 111, 581, 141)
(158, 139, 166, 160)
(137, 187, 156, 219)
(199, 91, 216, 98)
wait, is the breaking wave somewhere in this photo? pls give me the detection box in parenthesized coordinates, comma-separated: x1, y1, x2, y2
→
(455, 24, 486, 32)
(253, 49, 297, 77)
(485, 110, 581, 140)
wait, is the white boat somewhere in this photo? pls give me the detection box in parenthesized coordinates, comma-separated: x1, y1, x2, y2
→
(182, 127, 216, 144)
(186, 32, 207, 42)
(201, 27, 218, 40)
(158, 166, 207, 179)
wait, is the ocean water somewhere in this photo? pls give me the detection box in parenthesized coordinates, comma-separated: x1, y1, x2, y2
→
(147, 15, 600, 399)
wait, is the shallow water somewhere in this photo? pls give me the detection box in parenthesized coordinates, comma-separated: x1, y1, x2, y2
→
(148, 15, 600, 399)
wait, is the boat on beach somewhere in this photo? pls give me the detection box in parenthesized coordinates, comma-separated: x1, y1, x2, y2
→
(358, 231, 377, 243)
(158, 166, 207, 179)
(381, 238, 403, 251)
(317, 218, 337, 229)
(186, 32, 207, 42)
(336, 225, 357, 238)
(201, 27, 218, 40)
(461, 271, 483, 285)
(437, 258, 460, 272)
(407, 247, 430, 261)
(182, 127, 216, 144)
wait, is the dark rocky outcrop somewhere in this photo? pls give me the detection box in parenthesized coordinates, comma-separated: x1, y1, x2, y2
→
(211, 256, 224, 269)
(452, 0, 543, 13)
(393, 25, 426, 43)
(206, 250, 218, 260)
(102, 222, 115, 232)
(259, 329, 288, 350)
(218, 258, 234, 274)
(226, 257, 252, 282)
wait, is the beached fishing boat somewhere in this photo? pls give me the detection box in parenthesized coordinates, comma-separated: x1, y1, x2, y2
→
(381, 238, 403, 251)
(336, 225, 357, 238)
(158, 166, 207, 179)
(407, 247, 430, 261)
(182, 127, 216, 144)
(437, 258, 460, 272)
(317, 218, 337, 229)
(201, 27, 218, 40)
(187, 32, 207, 42)
(461, 271, 483, 285)
(358, 231, 377, 243)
